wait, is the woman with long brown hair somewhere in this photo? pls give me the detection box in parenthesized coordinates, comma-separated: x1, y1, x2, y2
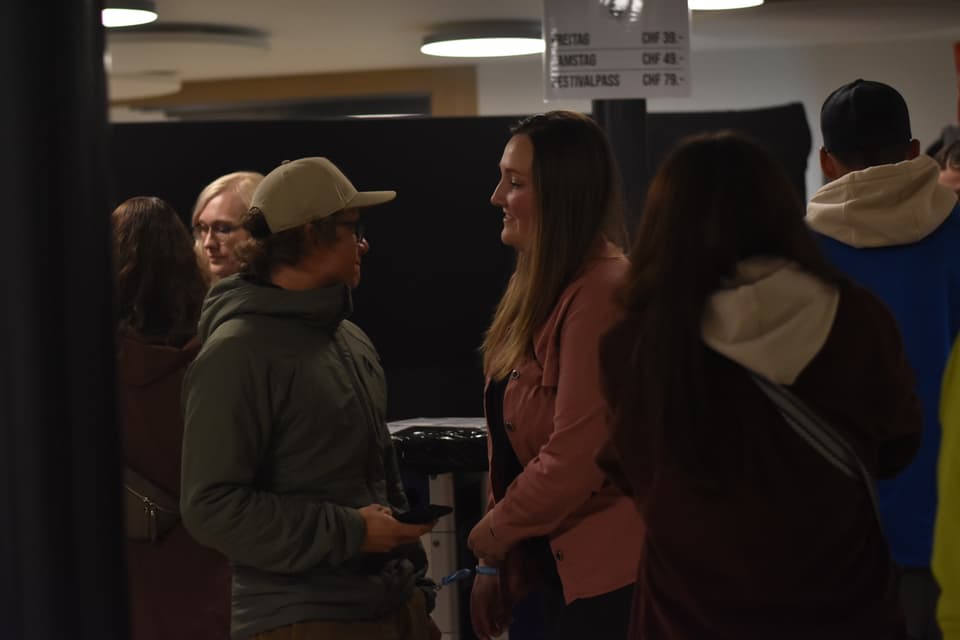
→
(467, 110, 644, 639)
(114, 196, 229, 640)
(599, 132, 921, 639)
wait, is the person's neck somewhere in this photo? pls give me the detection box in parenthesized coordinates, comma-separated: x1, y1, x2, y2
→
(269, 257, 336, 291)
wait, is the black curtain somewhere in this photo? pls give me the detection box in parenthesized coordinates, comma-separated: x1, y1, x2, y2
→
(108, 106, 810, 423)
(593, 98, 650, 232)
(0, 0, 126, 638)
(645, 102, 813, 203)
(110, 117, 519, 422)
(595, 101, 812, 233)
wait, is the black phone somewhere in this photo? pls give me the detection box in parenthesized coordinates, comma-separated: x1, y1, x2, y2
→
(394, 504, 453, 524)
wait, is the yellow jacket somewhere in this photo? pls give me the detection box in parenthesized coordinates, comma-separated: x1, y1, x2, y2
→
(937, 338, 960, 639)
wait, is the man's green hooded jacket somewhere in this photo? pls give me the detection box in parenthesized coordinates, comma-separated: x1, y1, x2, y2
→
(180, 274, 429, 638)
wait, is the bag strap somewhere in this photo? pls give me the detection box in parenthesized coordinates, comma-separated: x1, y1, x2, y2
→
(123, 467, 179, 514)
(748, 372, 882, 528)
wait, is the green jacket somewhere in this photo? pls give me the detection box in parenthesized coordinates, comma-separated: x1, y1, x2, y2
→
(180, 274, 428, 638)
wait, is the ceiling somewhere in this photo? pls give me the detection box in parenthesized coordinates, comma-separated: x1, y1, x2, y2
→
(106, 0, 960, 101)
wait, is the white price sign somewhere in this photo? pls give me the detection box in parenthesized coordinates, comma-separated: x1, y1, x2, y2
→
(543, 0, 691, 100)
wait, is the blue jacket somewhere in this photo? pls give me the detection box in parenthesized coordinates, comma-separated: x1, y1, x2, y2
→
(807, 155, 960, 567)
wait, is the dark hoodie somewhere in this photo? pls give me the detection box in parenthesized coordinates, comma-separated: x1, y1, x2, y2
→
(119, 330, 230, 640)
(600, 259, 921, 640)
(180, 274, 427, 638)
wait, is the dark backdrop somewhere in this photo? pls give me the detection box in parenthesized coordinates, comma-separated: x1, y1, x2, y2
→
(1, 0, 126, 638)
(109, 104, 810, 422)
(647, 102, 812, 202)
(111, 117, 519, 420)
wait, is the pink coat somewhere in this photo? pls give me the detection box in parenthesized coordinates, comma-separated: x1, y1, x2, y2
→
(487, 248, 644, 603)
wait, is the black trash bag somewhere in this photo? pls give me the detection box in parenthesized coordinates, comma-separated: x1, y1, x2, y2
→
(391, 427, 488, 474)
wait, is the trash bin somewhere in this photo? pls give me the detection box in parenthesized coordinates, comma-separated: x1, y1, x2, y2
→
(389, 418, 488, 640)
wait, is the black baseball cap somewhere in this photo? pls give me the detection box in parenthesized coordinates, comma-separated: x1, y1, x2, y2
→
(820, 79, 912, 153)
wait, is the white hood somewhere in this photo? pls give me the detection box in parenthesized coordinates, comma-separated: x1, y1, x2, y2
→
(806, 155, 957, 248)
(701, 258, 839, 385)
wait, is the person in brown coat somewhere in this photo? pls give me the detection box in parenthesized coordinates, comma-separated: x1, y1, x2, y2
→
(113, 196, 229, 639)
(598, 132, 923, 640)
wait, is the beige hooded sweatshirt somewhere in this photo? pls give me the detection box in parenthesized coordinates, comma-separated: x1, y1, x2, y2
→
(701, 257, 839, 385)
(806, 155, 957, 248)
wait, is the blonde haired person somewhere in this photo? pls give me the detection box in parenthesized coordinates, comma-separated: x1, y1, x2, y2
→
(192, 171, 264, 281)
(467, 111, 643, 640)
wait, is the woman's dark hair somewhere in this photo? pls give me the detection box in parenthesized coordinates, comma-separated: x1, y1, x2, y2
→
(112, 196, 207, 344)
(608, 131, 840, 486)
(234, 208, 342, 281)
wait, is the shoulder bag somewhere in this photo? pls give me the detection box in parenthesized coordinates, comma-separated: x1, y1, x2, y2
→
(124, 467, 180, 543)
(748, 372, 882, 528)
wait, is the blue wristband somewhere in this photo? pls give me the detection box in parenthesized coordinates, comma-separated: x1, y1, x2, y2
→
(438, 568, 473, 588)
(475, 565, 499, 576)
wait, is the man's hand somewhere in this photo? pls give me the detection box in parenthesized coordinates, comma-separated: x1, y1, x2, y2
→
(357, 504, 434, 553)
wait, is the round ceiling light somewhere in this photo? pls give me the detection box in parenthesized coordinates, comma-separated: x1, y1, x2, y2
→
(421, 20, 544, 58)
(102, 0, 158, 28)
(689, 0, 764, 9)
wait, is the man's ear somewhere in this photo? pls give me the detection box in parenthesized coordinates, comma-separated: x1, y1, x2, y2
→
(820, 147, 842, 181)
(302, 222, 322, 249)
(907, 139, 921, 160)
